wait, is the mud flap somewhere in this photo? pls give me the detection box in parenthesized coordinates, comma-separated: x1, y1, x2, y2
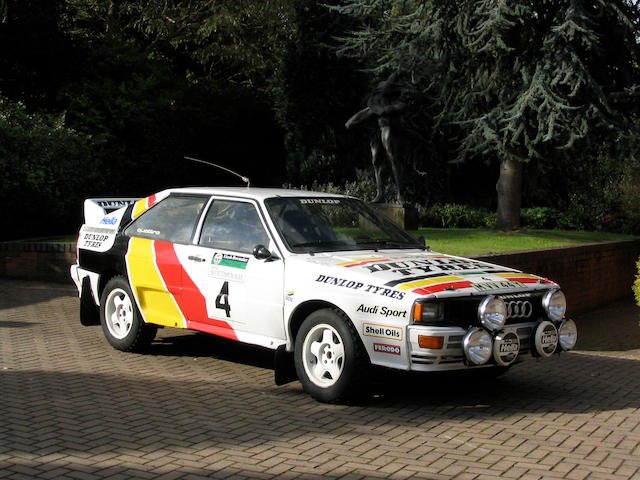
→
(274, 345, 297, 385)
(80, 277, 100, 326)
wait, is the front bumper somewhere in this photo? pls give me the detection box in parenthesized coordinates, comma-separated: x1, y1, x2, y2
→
(407, 320, 565, 372)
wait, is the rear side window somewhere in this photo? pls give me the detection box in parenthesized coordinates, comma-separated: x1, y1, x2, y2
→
(124, 196, 207, 244)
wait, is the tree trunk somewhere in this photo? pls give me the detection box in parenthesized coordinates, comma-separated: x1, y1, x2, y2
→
(495, 156, 523, 230)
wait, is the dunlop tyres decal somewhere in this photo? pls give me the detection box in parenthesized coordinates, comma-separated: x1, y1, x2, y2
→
(126, 237, 186, 328)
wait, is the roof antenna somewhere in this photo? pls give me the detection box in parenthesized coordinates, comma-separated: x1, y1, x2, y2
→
(184, 156, 251, 187)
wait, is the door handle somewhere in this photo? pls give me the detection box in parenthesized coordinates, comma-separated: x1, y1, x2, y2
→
(188, 255, 206, 263)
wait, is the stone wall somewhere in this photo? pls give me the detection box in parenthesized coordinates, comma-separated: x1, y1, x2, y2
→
(473, 239, 640, 314)
(0, 242, 76, 284)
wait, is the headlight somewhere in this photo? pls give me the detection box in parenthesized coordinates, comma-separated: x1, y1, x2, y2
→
(558, 319, 578, 350)
(477, 296, 506, 331)
(463, 328, 492, 365)
(412, 301, 442, 324)
(543, 289, 566, 321)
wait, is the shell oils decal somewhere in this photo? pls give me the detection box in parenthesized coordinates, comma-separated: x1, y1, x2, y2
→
(363, 323, 403, 341)
(126, 238, 238, 340)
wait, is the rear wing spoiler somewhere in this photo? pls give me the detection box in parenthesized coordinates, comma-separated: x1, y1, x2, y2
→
(83, 198, 140, 224)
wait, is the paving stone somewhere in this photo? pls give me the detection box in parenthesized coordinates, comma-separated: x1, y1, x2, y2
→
(1, 279, 640, 480)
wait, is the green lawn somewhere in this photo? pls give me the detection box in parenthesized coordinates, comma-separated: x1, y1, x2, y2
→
(408, 228, 637, 257)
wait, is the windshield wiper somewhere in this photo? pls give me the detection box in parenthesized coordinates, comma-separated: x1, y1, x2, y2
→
(355, 238, 421, 249)
(290, 240, 347, 249)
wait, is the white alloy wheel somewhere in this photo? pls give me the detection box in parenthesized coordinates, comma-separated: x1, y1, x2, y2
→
(302, 323, 345, 388)
(104, 288, 134, 340)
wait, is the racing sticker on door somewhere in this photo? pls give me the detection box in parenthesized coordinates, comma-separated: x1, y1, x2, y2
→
(126, 237, 238, 340)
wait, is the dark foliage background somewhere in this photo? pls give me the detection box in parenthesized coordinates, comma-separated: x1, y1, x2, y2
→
(1, 0, 640, 239)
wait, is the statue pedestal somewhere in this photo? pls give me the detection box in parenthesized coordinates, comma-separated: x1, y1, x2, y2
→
(373, 204, 418, 230)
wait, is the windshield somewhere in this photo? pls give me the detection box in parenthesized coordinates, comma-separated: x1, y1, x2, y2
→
(265, 197, 422, 253)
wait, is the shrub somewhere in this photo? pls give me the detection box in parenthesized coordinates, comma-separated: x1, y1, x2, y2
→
(521, 207, 560, 229)
(419, 204, 495, 228)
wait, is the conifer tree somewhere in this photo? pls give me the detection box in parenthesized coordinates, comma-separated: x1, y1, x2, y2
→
(334, 0, 640, 229)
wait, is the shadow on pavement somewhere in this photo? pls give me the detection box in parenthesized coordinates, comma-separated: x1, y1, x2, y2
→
(0, 278, 76, 310)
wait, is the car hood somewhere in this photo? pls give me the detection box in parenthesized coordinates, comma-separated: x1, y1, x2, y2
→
(298, 249, 555, 298)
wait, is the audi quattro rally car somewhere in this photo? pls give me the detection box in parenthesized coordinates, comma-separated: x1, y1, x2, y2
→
(71, 187, 578, 402)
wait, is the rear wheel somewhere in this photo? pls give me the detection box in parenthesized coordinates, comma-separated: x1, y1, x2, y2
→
(294, 308, 369, 403)
(100, 276, 157, 351)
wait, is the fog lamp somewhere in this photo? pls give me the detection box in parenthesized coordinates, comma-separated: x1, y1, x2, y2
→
(463, 328, 492, 365)
(558, 319, 578, 351)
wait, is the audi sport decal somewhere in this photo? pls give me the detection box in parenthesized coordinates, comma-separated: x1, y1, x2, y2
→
(357, 304, 408, 318)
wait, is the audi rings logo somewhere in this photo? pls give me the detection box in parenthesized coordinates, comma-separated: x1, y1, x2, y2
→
(506, 300, 533, 319)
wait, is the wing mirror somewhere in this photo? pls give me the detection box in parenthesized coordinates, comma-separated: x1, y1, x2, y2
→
(253, 244, 275, 261)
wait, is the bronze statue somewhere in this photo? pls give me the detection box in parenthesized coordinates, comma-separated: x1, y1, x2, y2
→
(346, 72, 408, 204)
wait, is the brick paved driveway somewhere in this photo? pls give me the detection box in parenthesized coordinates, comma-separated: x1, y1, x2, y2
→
(1, 279, 639, 480)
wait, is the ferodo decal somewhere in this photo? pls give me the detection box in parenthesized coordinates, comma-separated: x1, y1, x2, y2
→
(314, 275, 405, 300)
(363, 323, 403, 341)
(356, 304, 407, 318)
(373, 343, 401, 355)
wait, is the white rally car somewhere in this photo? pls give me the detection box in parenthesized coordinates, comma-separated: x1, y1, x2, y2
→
(71, 187, 577, 402)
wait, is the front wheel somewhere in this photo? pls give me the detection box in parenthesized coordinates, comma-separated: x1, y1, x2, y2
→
(294, 308, 369, 403)
(100, 276, 157, 352)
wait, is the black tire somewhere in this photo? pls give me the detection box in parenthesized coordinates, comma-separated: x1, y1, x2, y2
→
(99, 276, 157, 352)
(294, 308, 369, 403)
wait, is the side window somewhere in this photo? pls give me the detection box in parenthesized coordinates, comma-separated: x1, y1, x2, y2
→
(124, 196, 207, 244)
(199, 200, 270, 253)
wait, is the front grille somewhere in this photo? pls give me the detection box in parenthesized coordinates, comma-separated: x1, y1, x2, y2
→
(422, 292, 546, 328)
